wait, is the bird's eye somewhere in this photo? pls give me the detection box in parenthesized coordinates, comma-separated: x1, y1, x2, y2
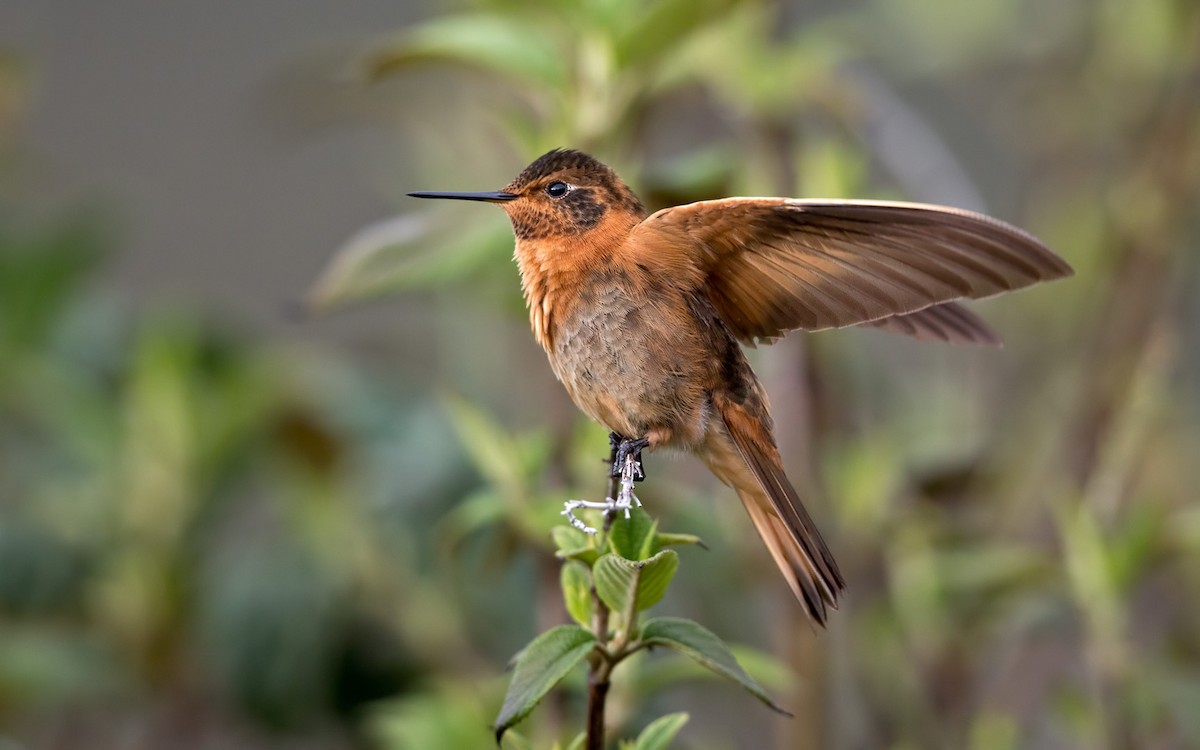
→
(545, 181, 570, 198)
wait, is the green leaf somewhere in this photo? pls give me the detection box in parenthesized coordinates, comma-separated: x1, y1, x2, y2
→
(306, 215, 436, 309)
(653, 532, 707, 550)
(640, 617, 788, 715)
(494, 625, 597, 741)
(564, 732, 586, 750)
(307, 216, 512, 311)
(1107, 504, 1161, 593)
(938, 545, 1045, 596)
(633, 643, 796, 697)
(614, 0, 741, 69)
(968, 710, 1017, 750)
(634, 712, 690, 750)
(1056, 503, 1123, 666)
(593, 550, 678, 613)
(437, 489, 506, 549)
(501, 730, 532, 750)
(369, 683, 498, 749)
(560, 561, 594, 627)
(552, 525, 600, 566)
(443, 396, 525, 499)
(551, 525, 589, 552)
(609, 508, 657, 560)
(367, 14, 567, 89)
(637, 525, 658, 561)
(0, 214, 105, 350)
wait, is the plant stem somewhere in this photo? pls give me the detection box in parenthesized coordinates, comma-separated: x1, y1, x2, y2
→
(586, 660, 612, 750)
(585, 442, 621, 750)
(586, 591, 611, 750)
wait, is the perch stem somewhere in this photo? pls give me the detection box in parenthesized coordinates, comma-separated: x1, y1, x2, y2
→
(585, 441, 622, 750)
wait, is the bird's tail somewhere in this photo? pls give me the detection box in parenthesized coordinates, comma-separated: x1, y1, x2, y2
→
(704, 396, 845, 625)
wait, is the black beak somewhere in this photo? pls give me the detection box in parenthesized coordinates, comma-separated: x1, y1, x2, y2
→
(407, 191, 518, 203)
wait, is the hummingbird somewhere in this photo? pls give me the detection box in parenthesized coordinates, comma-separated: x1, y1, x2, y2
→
(409, 148, 1072, 625)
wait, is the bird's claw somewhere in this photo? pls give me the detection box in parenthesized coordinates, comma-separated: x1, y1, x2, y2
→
(561, 499, 605, 534)
(615, 452, 644, 517)
(562, 453, 644, 535)
(610, 434, 649, 482)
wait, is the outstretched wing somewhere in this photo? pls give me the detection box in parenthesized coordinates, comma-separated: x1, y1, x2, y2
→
(631, 198, 1072, 346)
(862, 301, 1003, 346)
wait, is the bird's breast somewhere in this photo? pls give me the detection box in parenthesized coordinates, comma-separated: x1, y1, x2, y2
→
(543, 269, 722, 446)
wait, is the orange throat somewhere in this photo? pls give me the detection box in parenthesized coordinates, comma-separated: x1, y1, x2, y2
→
(511, 212, 639, 353)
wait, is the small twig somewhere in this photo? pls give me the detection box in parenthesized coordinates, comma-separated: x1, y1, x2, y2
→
(585, 441, 621, 750)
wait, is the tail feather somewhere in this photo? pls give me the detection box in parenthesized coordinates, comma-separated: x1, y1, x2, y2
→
(712, 398, 845, 625)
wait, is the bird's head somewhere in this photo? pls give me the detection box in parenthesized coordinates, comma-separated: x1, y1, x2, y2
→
(409, 148, 645, 242)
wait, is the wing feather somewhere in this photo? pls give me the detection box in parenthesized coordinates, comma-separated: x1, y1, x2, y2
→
(864, 302, 1003, 346)
(633, 198, 1072, 345)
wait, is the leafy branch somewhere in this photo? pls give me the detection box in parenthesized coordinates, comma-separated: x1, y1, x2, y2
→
(494, 444, 786, 749)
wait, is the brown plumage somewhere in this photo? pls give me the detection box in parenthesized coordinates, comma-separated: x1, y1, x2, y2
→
(410, 148, 1073, 625)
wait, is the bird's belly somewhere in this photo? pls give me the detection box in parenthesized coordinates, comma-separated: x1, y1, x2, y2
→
(548, 295, 710, 446)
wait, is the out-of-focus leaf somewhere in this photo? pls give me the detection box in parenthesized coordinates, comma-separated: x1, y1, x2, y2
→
(0, 216, 105, 351)
(641, 145, 736, 205)
(307, 214, 437, 310)
(639, 617, 788, 715)
(515, 430, 554, 486)
(512, 498, 572, 550)
(370, 681, 498, 750)
(561, 560, 594, 627)
(1107, 503, 1162, 593)
(651, 5, 837, 115)
(886, 521, 945, 644)
(0, 630, 122, 701)
(969, 710, 1018, 750)
(494, 625, 596, 740)
(798, 135, 868, 201)
(0, 522, 87, 613)
(1162, 671, 1200, 740)
(824, 438, 900, 532)
(438, 489, 507, 550)
(307, 215, 512, 311)
(1057, 502, 1125, 669)
(633, 711, 689, 750)
(653, 532, 706, 551)
(501, 730, 532, 750)
(938, 545, 1047, 596)
(1052, 685, 1104, 750)
(200, 544, 342, 726)
(867, 0, 1025, 73)
(613, 0, 740, 70)
(564, 732, 586, 750)
(1095, 0, 1177, 80)
(593, 550, 678, 613)
(442, 396, 525, 500)
(366, 15, 567, 89)
(1172, 507, 1200, 552)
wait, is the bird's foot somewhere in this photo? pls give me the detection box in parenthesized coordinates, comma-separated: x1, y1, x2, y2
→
(614, 451, 644, 515)
(560, 498, 609, 535)
(609, 433, 649, 482)
(561, 452, 645, 535)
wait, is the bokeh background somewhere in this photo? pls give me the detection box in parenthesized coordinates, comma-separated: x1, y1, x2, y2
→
(2, 1, 1199, 748)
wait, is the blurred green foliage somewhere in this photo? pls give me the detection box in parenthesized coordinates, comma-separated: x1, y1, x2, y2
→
(4, 0, 1200, 749)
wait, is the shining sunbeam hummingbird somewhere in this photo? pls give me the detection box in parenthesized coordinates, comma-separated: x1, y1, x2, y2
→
(409, 148, 1072, 625)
